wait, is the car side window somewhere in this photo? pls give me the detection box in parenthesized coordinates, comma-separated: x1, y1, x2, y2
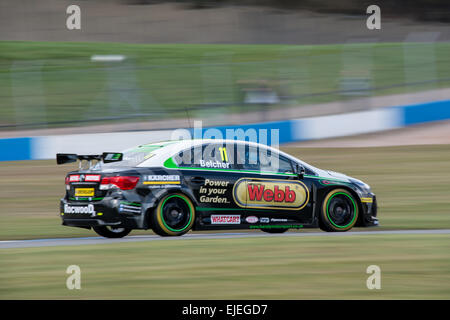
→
(174, 146, 201, 167)
(236, 144, 293, 174)
(263, 152, 293, 174)
(173, 144, 236, 170)
(236, 144, 258, 171)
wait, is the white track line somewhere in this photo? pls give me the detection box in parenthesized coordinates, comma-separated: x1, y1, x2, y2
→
(1, 229, 449, 249)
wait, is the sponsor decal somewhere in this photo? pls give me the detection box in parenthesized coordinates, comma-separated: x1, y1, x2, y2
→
(260, 217, 270, 223)
(84, 174, 100, 182)
(199, 179, 230, 204)
(361, 197, 373, 203)
(69, 175, 80, 182)
(199, 147, 231, 169)
(143, 175, 180, 185)
(245, 216, 258, 223)
(319, 179, 349, 186)
(69, 197, 103, 201)
(204, 179, 229, 187)
(250, 224, 303, 229)
(74, 188, 94, 197)
(64, 204, 96, 216)
(247, 184, 296, 202)
(69, 175, 100, 183)
(200, 196, 229, 203)
(233, 178, 309, 210)
(271, 218, 288, 222)
(147, 185, 181, 189)
(200, 159, 230, 169)
(211, 215, 240, 224)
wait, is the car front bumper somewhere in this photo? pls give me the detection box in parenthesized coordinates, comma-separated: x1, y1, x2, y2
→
(360, 193, 379, 227)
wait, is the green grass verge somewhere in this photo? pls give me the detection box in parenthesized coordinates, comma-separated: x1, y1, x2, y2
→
(1, 41, 450, 128)
(1, 234, 449, 299)
(0, 144, 449, 240)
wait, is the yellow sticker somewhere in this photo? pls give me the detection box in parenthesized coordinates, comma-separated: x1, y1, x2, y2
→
(75, 188, 95, 197)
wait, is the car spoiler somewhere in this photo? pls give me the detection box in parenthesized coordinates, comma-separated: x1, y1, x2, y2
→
(56, 153, 123, 167)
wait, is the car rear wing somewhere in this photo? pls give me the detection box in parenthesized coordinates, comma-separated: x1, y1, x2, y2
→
(56, 152, 123, 169)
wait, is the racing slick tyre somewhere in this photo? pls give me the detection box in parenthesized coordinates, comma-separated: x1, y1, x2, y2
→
(319, 188, 359, 232)
(151, 193, 195, 237)
(93, 226, 132, 238)
(261, 228, 289, 234)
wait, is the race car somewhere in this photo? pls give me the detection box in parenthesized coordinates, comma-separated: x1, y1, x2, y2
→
(57, 139, 378, 238)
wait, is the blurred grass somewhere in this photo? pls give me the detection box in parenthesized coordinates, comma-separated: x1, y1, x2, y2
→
(0, 234, 449, 299)
(1, 41, 450, 128)
(0, 144, 449, 240)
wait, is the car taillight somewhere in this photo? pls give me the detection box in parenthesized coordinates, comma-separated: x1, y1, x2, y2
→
(100, 176, 140, 190)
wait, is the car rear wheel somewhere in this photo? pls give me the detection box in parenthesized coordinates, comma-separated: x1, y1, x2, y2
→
(261, 228, 288, 234)
(93, 226, 132, 238)
(151, 193, 195, 237)
(320, 188, 359, 232)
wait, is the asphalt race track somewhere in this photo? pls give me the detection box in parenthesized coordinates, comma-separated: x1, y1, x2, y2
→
(1, 229, 449, 249)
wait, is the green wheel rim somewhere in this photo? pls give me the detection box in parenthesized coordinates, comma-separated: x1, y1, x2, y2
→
(159, 195, 193, 232)
(326, 192, 357, 229)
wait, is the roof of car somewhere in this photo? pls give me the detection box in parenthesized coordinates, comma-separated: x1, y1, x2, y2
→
(144, 139, 279, 150)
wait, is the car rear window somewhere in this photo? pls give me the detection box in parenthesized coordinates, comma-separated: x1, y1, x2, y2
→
(94, 142, 176, 168)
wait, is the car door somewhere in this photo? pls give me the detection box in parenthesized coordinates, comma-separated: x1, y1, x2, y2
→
(171, 142, 245, 228)
(234, 143, 314, 226)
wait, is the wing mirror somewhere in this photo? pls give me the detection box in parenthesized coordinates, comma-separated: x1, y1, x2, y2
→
(294, 164, 305, 180)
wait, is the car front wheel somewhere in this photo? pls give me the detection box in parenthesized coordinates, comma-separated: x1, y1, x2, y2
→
(320, 188, 359, 232)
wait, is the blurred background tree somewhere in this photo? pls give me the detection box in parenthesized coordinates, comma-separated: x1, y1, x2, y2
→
(121, 0, 450, 21)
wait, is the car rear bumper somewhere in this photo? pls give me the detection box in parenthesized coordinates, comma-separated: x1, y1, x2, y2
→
(62, 219, 123, 229)
(59, 198, 145, 229)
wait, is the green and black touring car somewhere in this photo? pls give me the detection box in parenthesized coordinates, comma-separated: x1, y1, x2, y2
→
(58, 139, 378, 238)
